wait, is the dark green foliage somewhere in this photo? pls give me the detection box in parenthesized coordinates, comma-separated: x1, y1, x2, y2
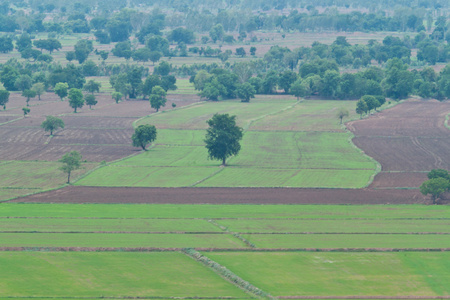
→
(420, 177, 450, 204)
(236, 82, 256, 102)
(74, 40, 93, 64)
(132, 48, 152, 63)
(22, 107, 30, 116)
(94, 30, 111, 44)
(0, 89, 10, 109)
(41, 116, 65, 135)
(427, 169, 450, 180)
(112, 41, 132, 59)
(112, 92, 123, 104)
(21, 48, 41, 61)
(290, 79, 306, 100)
(84, 94, 97, 109)
(83, 80, 101, 94)
(0, 36, 13, 53)
(149, 86, 167, 112)
(22, 89, 36, 106)
(278, 70, 297, 93)
(132, 124, 157, 151)
(356, 99, 368, 118)
(149, 51, 162, 65)
(204, 113, 243, 166)
(0, 65, 19, 91)
(209, 24, 224, 43)
(146, 35, 169, 55)
(48, 65, 85, 89)
(59, 151, 82, 184)
(14, 75, 32, 92)
(54, 83, 69, 101)
(167, 27, 195, 44)
(68, 88, 84, 113)
(235, 47, 246, 57)
(154, 61, 171, 76)
(33, 39, 61, 54)
(15, 34, 32, 52)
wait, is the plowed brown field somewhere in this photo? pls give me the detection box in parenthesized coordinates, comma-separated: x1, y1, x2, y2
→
(0, 93, 201, 161)
(348, 99, 450, 189)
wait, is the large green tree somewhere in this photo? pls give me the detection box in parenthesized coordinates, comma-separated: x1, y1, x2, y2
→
(204, 114, 243, 166)
(236, 82, 256, 102)
(41, 116, 65, 135)
(54, 82, 69, 101)
(132, 124, 157, 151)
(420, 177, 450, 204)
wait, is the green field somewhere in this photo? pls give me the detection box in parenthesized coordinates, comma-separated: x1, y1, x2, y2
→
(0, 161, 97, 202)
(0, 252, 248, 298)
(206, 252, 450, 297)
(243, 233, 450, 249)
(77, 97, 377, 188)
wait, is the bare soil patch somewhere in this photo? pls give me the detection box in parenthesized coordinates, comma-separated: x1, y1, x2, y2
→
(348, 100, 450, 187)
(11, 186, 427, 204)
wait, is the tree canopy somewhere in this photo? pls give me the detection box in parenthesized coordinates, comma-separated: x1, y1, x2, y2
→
(59, 151, 82, 184)
(132, 124, 157, 151)
(41, 116, 65, 135)
(204, 113, 243, 166)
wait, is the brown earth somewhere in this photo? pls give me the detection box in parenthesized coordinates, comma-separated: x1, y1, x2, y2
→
(347, 99, 450, 188)
(0, 92, 201, 161)
(10, 186, 427, 204)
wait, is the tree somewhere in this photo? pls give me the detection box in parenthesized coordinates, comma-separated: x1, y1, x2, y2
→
(14, 75, 32, 92)
(0, 65, 19, 91)
(68, 88, 84, 113)
(361, 95, 380, 113)
(132, 48, 152, 64)
(428, 169, 450, 180)
(74, 39, 93, 64)
(356, 99, 368, 119)
(31, 83, 45, 100)
(290, 79, 306, 100)
(0, 89, 10, 109)
(85, 94, 97, 109)
(0, 36, 13, 53)
(250, 47, 256, 56)
(209, 24, 224, 43)
(420, 177, 450, 204)
(336, 107, 349, 124)
(235, 47, 246, 57)
(204, 114, 243, 166)
(59, 151, 82, 184)
(236, 83, 256, 102)
(22, 89, 36, 106)
(112, 92, 123, 104)
(22, 107, 30, 117)
(149, 51, 162, 65)
(168, 27, 195, 44)
(83, 80, 101, 94)
(132, 124, 157, 151)
(54, 82, 69, 101)
(41, 116, 65, 135)
(149, 86, 167, 112)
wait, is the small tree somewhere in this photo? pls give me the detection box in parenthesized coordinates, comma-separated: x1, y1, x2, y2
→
(54, 82, 69, 101)
(85, 94, 97, 109)
(112, 91, 123, 104)
(336, 107, 349, 124)
(236, 82, 256, 102)
(427, 169, 450, 180)
(356, 99, 368, 119)
(14, 75, 32, 92)
(22, 89, 36, 106)
(204, 114, 243, 166)
(149, 51, 162, 65)
(68, 88, 84, 113)
(31, 82, 46, 100)
(83, 80, 101, 94)
(22, 107, 30, 117)
(0, 89, 10, 110)
(41, 116, 65, 135)
(235, 47, 246, 57)
(250, 47, 256, 56)
(149, 86, 167, 112)
(132, 124, 157, 151)
(290, 79, 306, 100)
(420, 177, 450, 204)
(59, 151, 82, 184)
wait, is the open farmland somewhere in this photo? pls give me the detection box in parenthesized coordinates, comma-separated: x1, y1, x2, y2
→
(0, 203, 448, 298)
(76, 96, 378, 188)
(348, 100, 450, 189)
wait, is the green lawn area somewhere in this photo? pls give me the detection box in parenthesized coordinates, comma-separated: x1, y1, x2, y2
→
(78, 98, 376, 188)
(0, 161, 97, 202)
(215, 219, 450, 233)
(1, 204, 448, 219)
(0, 218, 221, 233)
(0, 252, 248, 298)
(244, 233, 450, 249)
(0, 233, 246, 248)
(206, 252, 450, 297)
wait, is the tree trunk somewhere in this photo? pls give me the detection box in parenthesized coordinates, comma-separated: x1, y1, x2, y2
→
(222, 157, 226, 166)
(50, 130, 53, 135)
(67, 171, 71, 184)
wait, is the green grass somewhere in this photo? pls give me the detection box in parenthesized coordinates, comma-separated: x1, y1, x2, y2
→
(215, 219, 450, 233)
(243, 234, 450, 249)
(0, 252, 248, 298)
(0, 218, 221, 233)
(168, 78, 197, 95)
(0, 161, 98, 201)
(1, 204, 449, 219)
(137, 96, 297, 129)
(206, 252, 450, 297)
(0, 233, 246, 248)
